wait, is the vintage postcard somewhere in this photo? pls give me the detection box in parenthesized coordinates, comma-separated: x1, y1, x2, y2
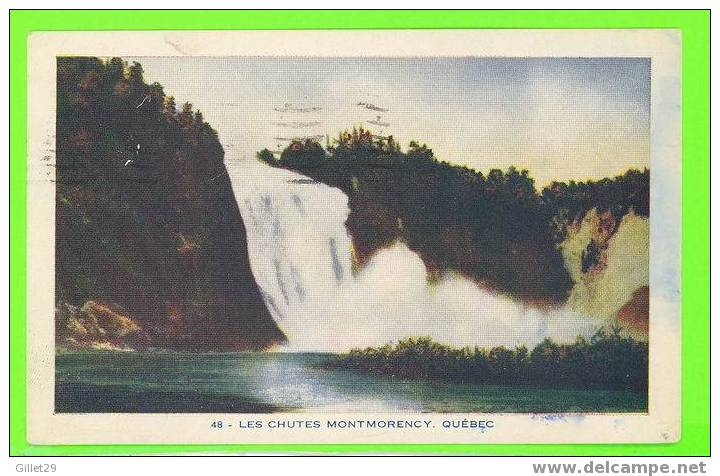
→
(26, 29, 681, 445)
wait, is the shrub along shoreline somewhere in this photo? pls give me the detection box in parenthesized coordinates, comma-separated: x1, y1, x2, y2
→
(323, 327, 647, 392)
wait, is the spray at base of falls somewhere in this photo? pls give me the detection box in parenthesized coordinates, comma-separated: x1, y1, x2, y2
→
(229, 158, 647, 353)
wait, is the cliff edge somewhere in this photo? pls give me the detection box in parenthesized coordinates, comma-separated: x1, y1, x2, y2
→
(55, 57, 284, 351)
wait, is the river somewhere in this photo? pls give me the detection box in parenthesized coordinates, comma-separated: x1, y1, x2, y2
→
(56, 351, 647, 413)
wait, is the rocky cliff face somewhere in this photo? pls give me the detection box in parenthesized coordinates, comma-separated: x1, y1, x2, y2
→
(55, 57, 284, 351)
(560, 209, 649, 339)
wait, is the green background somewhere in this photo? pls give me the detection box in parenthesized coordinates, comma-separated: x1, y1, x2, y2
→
(9, 10, 710, 456)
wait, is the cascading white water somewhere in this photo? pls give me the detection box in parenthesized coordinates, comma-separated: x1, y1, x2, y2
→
(226, 156, 625, 353)
(128, 56, 657, 353)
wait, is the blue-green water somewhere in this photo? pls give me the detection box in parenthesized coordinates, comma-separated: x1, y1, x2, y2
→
(55, 352, 647, 413)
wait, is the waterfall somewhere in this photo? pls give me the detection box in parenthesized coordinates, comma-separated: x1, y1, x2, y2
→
(227, 156, 629, 353)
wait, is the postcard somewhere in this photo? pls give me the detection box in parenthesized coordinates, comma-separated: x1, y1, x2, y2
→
(26, 29, 681, 445)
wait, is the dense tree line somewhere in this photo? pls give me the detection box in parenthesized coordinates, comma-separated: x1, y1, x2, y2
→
(324, 328, 648, 392)
(56, 57, 284, 350)
(259, 130, 649, 304)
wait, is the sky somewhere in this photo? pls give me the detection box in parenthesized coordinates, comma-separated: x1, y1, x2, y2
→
(132, 56, 650, 186)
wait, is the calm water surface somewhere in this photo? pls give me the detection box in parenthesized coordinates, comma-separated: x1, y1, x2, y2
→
(55, 352, 647, 413)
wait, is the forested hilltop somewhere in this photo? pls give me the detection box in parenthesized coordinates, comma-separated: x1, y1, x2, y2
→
(259, 128, 649, 305)
(56, 57, 284, 351)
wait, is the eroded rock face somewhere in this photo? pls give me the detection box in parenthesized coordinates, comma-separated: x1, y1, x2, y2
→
(57, 300, 144, 351)
(616, 286, 649, 340)
(560, 208, 649, 338)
